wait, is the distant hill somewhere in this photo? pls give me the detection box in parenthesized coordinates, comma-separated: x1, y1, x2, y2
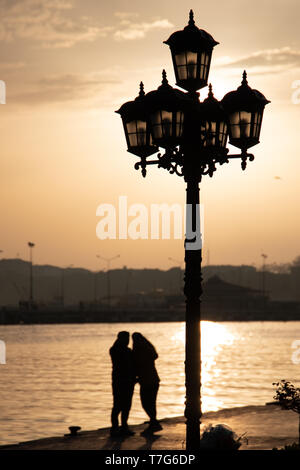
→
(0, 258, 299, 308)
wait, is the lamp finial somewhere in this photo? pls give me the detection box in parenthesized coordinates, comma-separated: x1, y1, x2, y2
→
(242, 70, 248, 86)
(189, 10, 195, 26)
(162, 69, 168, 85)
(139, 81, 145, 97)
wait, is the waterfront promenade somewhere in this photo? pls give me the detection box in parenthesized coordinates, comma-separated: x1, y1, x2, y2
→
(1, 404, 298, 451)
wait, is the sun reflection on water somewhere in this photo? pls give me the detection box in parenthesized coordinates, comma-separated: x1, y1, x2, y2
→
(171, 321, 237, 411)
(1, 322, 299, 445)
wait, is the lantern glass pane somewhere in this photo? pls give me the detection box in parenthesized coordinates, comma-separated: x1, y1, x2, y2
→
(239, 111, 251, 138)
(229, 111, 252, 139)
(253, 111, 262, 139)
(231, 125, 240, 139)
(204, 54, 209, 81)
(175, 111, 184, 137)
(229, 112, 239, 125)
(219, 121, 228, 147)
(175, 52, 186, 66)
(136, 120, 147, 146)
(199, 52, 205, 80)
(150, 110, 174, 140)
(175, 53, 187, 80)
(128, 133, 137, 146)
(127, 121, 137, 133)
(199, 52, 209, 80)
(126, 120, 148, 147)
(161, 110, 172, 137)
(175, 51, 198, 81)
(126, 120, 137, 146)
(240, 111, 251, 122)
(201, 121, 215, 147)
(186, 51, 197, 79)
(151, 111, 163, 139)
(177, 67, 187, 80)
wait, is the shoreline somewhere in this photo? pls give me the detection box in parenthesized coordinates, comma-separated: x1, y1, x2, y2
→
(1, 319, 300, 326)
(1, 404, 298, 451)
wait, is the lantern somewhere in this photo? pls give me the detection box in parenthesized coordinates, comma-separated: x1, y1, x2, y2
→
(145, 70, 191, 149)
(198, 84, 229, 159)
(164, 10, 219, 92)
(222, 71, 270, 151)
(116, 82, 158, 158)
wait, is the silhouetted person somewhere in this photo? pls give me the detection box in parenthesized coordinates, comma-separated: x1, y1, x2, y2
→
(132, 332, 162, 435)
(109, 331, 136, 437)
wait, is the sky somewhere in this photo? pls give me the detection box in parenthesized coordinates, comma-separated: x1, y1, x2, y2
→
(0, 0, 300, 271)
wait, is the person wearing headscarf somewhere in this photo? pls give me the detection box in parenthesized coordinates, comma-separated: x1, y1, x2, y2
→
(132, 332, 162, 435)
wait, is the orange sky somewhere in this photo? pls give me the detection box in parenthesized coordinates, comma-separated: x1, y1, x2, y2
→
(0, 0, 299, 270)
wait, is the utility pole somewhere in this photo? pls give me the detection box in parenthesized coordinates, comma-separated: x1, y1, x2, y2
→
(261, 253, 268, 313)
(168, 257, 183, 293)
(97, 255, 120, 308)
(28, 242, 35, 308)
(61, 264, 73, 308)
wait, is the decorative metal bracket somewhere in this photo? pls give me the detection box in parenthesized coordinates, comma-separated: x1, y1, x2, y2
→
(134, 149, 255, 177)
(226, 151, 254, 170)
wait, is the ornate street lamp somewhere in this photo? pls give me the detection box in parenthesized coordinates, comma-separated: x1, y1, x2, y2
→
(164, 10, 219, 92)
(222, 70, 270, 168)
(145, 70, 190, 148)
(116, 10, 270, 451)
(116, 82, 158, 176)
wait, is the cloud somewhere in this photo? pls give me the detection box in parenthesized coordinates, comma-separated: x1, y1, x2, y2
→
(219, 47, 300, 75)
(114, 19, 173, 41)
(114, 12, 139, 20)
(0, 62, 25, 71)
(0, 2, 173, 47)
(0, 0, 111, 48)
(10, 72, 121, 105)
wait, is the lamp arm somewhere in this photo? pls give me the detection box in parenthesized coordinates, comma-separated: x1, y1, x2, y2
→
(227, 153, 254, 160)
(226, 151, 255, 170)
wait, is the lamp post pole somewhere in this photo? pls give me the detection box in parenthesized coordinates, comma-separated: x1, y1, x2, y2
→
(116, 10, 269, 450)
(184, 178, 202, 449)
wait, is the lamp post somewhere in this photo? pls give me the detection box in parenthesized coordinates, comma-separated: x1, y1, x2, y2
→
(168, 257, 183, 293)
(116, 10, 270, 450)
(261, 253, 268, 312)
(96, 254, 120, 308)
(61, 264, 73, 307)
(28, 242, 35, 307)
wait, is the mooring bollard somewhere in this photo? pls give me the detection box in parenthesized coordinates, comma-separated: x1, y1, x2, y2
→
(64, 426, 81, 437)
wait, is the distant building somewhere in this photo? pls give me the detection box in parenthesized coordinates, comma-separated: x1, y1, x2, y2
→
(290, 266, 300, 302)
(201, 275, 268, 319)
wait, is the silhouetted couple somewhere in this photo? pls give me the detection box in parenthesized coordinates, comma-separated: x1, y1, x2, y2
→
(109, 331, 162, 437)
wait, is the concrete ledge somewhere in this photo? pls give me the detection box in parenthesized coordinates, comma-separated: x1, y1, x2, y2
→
(0, 405, 298, 451)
